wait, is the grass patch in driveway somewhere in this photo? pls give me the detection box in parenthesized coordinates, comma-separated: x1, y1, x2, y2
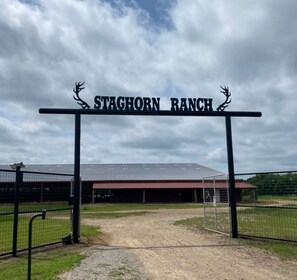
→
(174, 217, 204, 229)
(82, 203, 202, 212)
(82, 211, 148, 219)
(108, 265, 127, 278)
(81, 203, 202, 219)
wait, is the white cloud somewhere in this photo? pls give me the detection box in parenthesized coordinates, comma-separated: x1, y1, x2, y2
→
(0, 0, 297, 173)
(205, 148, 224, 161)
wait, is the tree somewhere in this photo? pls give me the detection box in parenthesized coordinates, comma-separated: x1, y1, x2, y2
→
(247, 173, 297, 195)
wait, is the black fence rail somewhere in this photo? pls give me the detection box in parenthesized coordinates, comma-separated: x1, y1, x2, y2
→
(235, 171, 297, 242)
(0, 168, 74, 257)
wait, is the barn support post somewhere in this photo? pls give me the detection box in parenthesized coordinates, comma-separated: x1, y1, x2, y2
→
(72, 112, 81, 243)
(92, 189, 95, 203)
(40, 182, 43, 203)
(193, 189, 198, 203)
(142, 189, 146, 203)
(225, 115, 238, 238)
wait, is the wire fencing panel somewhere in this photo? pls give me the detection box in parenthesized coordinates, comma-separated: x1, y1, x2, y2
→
(0, 169, 74, 257)
(203, 174, 230, 235)
(0, 170, 16, 256)
(236, 171, 297, 242)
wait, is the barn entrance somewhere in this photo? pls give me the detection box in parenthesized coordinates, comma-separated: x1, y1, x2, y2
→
(92, 188, 195, 203)
(39, 84, 261, 242)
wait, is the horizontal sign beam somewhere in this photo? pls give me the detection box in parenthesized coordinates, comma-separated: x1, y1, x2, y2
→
(39, 108, 261, 117)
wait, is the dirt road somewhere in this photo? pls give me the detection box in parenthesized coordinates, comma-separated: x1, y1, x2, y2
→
(61, 208, 297, 279)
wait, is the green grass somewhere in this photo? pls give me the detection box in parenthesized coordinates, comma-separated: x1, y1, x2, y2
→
(2, 202, 201, 214)
(0, 223, 101, 280)
(1, 202, 70, 213)
(257, 195, 297, 201)
(0, 249, 85, 280)
(81, 203, 202, 219)
(82, 203, 202, 212)
(246, 195, 297, 207)
(237, 207, 297, 240)
(175, 215, 297, 261)
(0, 213, 102, 254)
(0, 215, 73, 253)
(80, 224, 102, 238)
(82, 211, 148, 219)
(108, 264, 140, 279)
(174, 217, 204, 229)
(239, 195, 297, 207)
(241, 239, 297, 260)
(0, 229, 100, 280)
(108, 266, 128, 278)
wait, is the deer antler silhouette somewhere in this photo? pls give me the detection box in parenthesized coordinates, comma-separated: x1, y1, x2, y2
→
(73, 81, 90, 109)
(216, 86, 231, 111)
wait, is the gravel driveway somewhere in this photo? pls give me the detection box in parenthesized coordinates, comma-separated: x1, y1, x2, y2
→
(59, 208, 297, 280)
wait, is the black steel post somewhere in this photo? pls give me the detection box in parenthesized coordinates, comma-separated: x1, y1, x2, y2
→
(28, 210, 46, 280)
(12, 166, 23, 257)
(72, 113, 81, 243)
(225, 115, 238, 238)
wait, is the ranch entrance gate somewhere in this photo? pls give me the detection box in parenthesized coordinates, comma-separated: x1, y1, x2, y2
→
(39, 86, 261, 243)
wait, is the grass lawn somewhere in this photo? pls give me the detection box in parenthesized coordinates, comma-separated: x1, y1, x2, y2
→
(0, 223, 101, 280)
(82, 210, 149, 219)
(237, 207, 297, 241)
(82, 203, 202, 212)
(257, 195, 297, 202)
(0, 248, 85, 280)
(0, 214, 73, 253)
(1, 202, 70, 213)
(81, 202, 202, 219)
(175, 214, 297, 261)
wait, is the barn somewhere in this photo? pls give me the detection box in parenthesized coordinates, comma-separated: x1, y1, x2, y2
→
(0, 163, 255, 203)
(89, 163, 225, 203)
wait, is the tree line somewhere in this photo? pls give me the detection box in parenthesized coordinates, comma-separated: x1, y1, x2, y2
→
(247, 173, 297, 195)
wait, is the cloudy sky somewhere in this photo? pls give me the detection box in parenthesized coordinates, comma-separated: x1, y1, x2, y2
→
(1, 0, 297, 173)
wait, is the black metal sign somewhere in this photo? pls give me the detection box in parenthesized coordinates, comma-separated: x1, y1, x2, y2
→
(73, 82, 231, 112)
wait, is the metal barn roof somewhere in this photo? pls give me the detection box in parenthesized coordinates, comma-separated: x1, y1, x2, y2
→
(0, 163, 224, 182)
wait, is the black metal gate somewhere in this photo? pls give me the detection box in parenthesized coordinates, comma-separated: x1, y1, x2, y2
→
(0, 167, 74, 257)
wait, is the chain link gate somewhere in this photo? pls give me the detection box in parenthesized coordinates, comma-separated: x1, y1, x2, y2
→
(203, 174, 231, 235)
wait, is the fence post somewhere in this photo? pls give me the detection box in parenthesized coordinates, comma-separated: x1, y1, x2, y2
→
(72, 112, 81, 243)
(12, 165, 23, 257)
(225, 115, 238, 238)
